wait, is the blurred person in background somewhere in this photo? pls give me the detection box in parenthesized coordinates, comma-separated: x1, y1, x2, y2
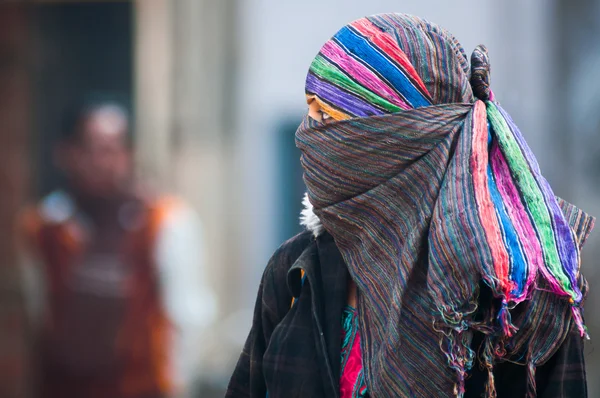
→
(20, 99, 216, 398)
(227, 14, 595, 398)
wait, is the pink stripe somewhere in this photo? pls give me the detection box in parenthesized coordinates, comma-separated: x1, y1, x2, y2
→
(350, 19, 431, 97)
(490, 143, 542, 301)
(320, 41, 411, 110)
(470, 101, 511, 295)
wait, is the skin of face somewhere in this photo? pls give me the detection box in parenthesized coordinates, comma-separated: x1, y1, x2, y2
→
(57, 108, 132, 199)
(307, 96, 334, 123)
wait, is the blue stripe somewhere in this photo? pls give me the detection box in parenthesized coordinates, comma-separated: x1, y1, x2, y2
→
(487, 133, 528, 296)
(334, 26, 431, 108)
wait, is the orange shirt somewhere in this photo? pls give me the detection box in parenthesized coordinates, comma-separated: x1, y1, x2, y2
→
(22, 194, 181, 398)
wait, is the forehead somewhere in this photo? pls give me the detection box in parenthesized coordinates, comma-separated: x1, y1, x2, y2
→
(78, 107, 128, 145)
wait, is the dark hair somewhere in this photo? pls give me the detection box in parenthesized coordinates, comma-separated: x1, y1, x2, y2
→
(61, 94, 131, 143)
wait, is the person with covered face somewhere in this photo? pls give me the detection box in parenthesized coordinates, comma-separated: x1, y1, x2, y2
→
(227, 13, 595, 398)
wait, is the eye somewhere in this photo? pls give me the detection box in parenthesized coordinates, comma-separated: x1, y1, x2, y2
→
(321, 111, 332, 122)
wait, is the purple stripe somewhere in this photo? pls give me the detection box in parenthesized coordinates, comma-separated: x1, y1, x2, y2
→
(495, 104, 580, 298)
(490, 142, 541, 300)
(320, 41, 411, 110)
(306, 72, 385, 118)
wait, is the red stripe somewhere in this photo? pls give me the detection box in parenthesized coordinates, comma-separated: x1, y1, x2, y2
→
(349, 19, 432, 100)
(470, 101, 511, 293)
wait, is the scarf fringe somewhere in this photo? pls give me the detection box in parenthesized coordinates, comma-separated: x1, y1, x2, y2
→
(434, 305, 477, 398)
(497, 300, 518, 337)
(482, 337, 497, 398)
(441, 329, 473, 398)
(526, 361, 537, 398)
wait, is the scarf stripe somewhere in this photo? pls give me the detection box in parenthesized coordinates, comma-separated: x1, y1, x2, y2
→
(494, 105, 582, 299)
(487, 164, 527, 297)
(334, 26, 430, 108)
(470, 101, 512, 296)
(309, 54, 403, 115)
(489, 140, 541, 300)
(320, 41, 411, 110)
(306, 72, 383, 118)
(487, 103, 582, 304)
(349, 19, 431, 97)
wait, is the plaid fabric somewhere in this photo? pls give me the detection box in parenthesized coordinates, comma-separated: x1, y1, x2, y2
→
(226, 231, 347, 398)
(226, 229, 588, 398)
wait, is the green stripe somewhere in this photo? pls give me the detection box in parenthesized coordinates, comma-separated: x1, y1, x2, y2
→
(486, 102, 570, 291)
(310, 55, 403, 113)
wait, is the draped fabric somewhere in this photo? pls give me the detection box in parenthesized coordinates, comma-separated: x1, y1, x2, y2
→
(296, 13, 594, 397)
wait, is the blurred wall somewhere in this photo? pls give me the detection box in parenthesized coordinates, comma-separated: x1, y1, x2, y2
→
(134, 0, 239, 386)
(556, 0, 600, 394)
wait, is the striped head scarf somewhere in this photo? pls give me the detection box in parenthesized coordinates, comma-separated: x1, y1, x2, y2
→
(296, 13, 595, 398)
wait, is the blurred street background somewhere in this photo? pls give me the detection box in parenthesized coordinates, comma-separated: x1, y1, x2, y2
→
(0, 0, 599, 397)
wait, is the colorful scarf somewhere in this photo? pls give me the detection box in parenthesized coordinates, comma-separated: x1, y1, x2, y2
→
(297, 13, 595, 398)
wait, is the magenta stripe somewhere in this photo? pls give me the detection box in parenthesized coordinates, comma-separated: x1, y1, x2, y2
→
(490, 143, 542, 301)
(320, 40, 411, 110)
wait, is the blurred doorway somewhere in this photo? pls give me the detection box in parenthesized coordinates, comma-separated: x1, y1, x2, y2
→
(32, 1, 133, 196)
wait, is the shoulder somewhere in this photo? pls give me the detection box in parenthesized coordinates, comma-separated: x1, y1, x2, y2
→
(142, 194, 201, 238)
(34, 190, 76, 225)
(258, 230, 315, 319)
(20, 191, 75, 240)
(265, 228, 339, 282)
(268, 230, 315, 270)
(261, 230, 315, 293)
(146, 194, 187, 221)
(149, 196, 201, 230)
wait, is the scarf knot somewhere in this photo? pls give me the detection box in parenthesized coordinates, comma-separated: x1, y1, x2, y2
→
(470, 45, 494, 102)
